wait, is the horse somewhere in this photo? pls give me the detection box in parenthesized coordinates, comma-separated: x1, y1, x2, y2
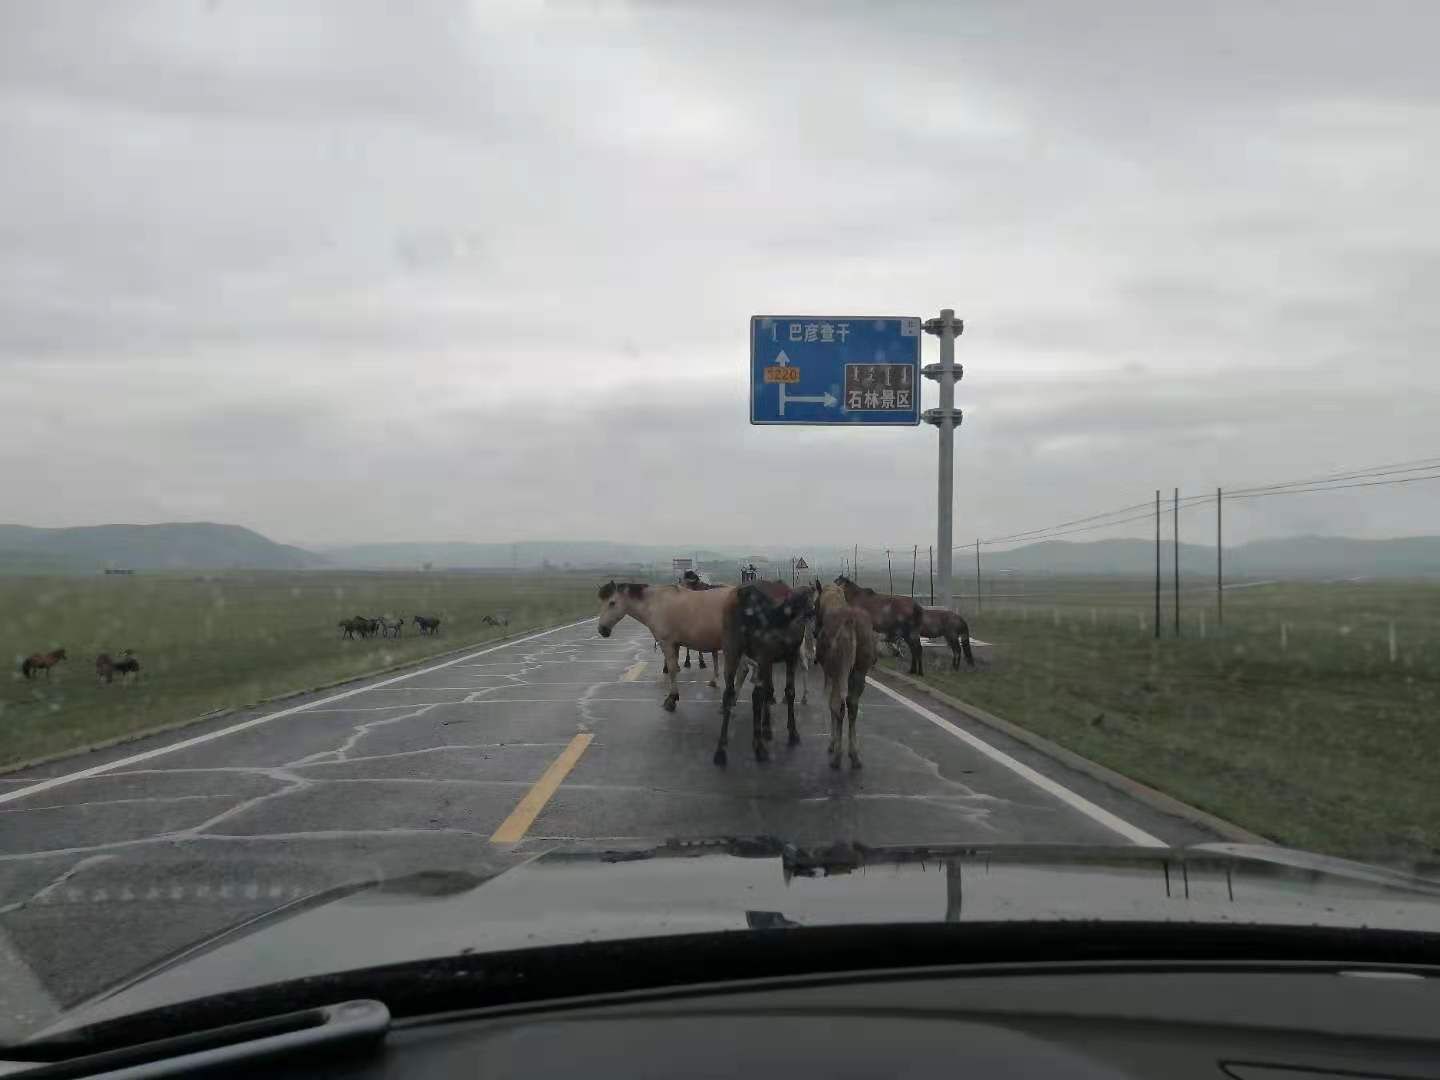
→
(481, 614, 510, 628)
(96, 650, 140, 684)
(815, 581, 876, 769)
(717, 584, 816, 765)
(597, 580, 734, 711)
(377, 615, 405, 639)
(834, 575, 925, 675)
(678, 570, 722, 674)
(338, 616, 369, 640)
(918, 607, 976, 670)
(414, 615, 441, 636)
(20, 648, 66, 679)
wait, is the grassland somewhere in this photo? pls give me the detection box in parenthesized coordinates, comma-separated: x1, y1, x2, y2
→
(1, 571, 600, 769)
(891, 576, 1440, 861)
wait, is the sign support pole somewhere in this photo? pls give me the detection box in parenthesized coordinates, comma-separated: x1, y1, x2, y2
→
(927, 309, 961, 611)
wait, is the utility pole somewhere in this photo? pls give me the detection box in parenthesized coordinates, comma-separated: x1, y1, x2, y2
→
(910, 545, 918, 599)
(853, 543, 859, 584)
(928, 546, 934, 605)
(923, 309, 963, 610)
(1154, 489, 1161, 640)
(1216, 486, 1224, 628)
(1173, 487, 1180, 638)
(975, 539, 982, 612)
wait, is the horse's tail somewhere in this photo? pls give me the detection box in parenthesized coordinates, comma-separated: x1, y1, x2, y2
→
(957, 614, 975, 667)
(826, 618, 858, 699)
(20, 657, 33, 679)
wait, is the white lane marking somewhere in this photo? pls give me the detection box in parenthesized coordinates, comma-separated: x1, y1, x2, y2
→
(865, 678, 1166, 847)
(0, 618, 597, 808)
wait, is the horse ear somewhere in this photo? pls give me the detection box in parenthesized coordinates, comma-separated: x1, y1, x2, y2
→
(598, 581, 616, 600)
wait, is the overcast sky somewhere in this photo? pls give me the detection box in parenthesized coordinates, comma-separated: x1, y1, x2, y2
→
(3, 0, 1438, 551)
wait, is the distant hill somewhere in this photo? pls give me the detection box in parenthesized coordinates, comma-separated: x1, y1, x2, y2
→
(318, 540, 759, 570)
(0, 523, 321, 572)
(984, 535, 1440, 579)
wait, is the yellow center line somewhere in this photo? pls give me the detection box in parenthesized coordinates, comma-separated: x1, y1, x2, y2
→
(620, 661, 647, 682)
(490, 732, 594, 844)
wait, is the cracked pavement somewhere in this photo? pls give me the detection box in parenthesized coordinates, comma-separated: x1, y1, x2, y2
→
(0, 618, 1216, 1038)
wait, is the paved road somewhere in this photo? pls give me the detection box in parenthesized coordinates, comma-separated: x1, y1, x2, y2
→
(0, 617, 1216, 1035)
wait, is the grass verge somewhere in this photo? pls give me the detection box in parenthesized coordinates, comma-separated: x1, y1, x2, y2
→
(1, 571, 596, 769)
(886, 577, 1440, 861)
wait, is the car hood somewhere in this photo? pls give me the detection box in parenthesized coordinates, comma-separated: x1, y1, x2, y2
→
(39, 840, 1440, 1036)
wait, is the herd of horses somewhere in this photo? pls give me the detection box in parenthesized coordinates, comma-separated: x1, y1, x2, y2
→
(597, 572, 975, 769)
(336, 614, 446, 639)
(19, 647, 141, 684)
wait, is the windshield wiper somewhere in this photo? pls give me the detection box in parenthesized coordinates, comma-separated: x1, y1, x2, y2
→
(0, 1000, 387, 1078)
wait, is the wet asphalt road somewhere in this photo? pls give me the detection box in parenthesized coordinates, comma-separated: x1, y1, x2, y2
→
(0, 617, 1217, 1036)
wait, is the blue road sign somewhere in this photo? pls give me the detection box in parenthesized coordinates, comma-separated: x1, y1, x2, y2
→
(750, 315, 921, 426)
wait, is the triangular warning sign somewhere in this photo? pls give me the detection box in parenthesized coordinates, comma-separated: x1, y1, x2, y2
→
(795, 557, 809, 570)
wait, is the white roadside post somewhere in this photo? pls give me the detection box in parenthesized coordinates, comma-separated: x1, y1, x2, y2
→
(923, 310, 964, 611)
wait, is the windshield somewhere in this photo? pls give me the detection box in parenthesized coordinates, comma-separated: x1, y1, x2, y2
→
(2, 0, 1438, 1046)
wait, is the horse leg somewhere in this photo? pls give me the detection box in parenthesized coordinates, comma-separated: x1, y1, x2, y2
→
(706, 652, 718, 688)
(683, 646, 691, 669)
(751, 682, 770, 762)
(717, 650, 740, 766)
(661, 641, 681, 712)
(783, 657, 800, 746)
(827, 672, 845, 769)
(948, 631, 962, 670)
(759, 665, 774, 742)
(908, 628, 924, 675)
(846, 671, 866, 769)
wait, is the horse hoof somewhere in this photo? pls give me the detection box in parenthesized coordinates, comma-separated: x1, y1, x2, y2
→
(754, 745, 770, 763)
(713, 748, 728, 766)
(850, 756, 863, 770)
(683, 659, 691, 669)
(829, 757, 842, 770)
(788, 732, 801, 747)
(662, 694, 678, 712)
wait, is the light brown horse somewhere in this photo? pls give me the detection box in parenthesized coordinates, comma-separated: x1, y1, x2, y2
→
(834, 575, 924, 675)
(815, 582, 876, 769)
(20, 648, 66, 679)
(96, 650, 140, 684)
(918, 607, 976, 671)
(597, 581, 735, 711)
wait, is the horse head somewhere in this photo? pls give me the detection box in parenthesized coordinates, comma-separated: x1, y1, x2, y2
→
(596, 581, 645, 637)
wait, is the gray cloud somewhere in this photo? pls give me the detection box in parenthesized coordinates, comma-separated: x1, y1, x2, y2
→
(3, 1, 1438, 549)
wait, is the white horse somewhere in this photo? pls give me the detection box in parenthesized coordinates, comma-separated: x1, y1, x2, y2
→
(597, 581, 735, 711)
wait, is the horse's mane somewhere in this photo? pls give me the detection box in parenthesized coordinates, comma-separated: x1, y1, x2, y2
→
(597, 581, 647, 600)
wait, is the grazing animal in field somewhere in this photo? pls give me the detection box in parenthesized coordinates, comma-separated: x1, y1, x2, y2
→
(338, 616, 369, 640)
(365, 617, 381, 638)
(834, 575, 925, 676)
(377, 615, 404, 639)
(918, 607, 976, 670)
(597, 580, 734, 710)
(96, 650, 140, 684)
(717, 584, 816, 765)
(413, 615, 441, 636)
(815, 581, 876, 769)
(481, 613, 510, 628)
(20, 648, 66, 679)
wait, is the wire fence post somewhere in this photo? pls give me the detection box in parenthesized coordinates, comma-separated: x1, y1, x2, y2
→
(910, 545, 918, 600)
(886, 549, 894, 592)
(1173, 486, 1180, 638)
(1216, 486, 1223, 629)
(928, 546, 934, 605)
(1154, 489, 1161, 640)
(854, 544, 859, 585)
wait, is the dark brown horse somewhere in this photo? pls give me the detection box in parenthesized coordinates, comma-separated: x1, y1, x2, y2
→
(413, 615, 441, 636)
(834, 575, 925, 675)
(918, 607, 976, 670)
(96, 650, 140, 683)
(338, 616, 369, 640)
(20, 648, 66, 679)
(717, 584, 816, 765)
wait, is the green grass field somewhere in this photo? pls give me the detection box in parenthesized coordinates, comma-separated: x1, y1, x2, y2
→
(1, 571, 600, 769)
(894, 576, 1440, 861)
